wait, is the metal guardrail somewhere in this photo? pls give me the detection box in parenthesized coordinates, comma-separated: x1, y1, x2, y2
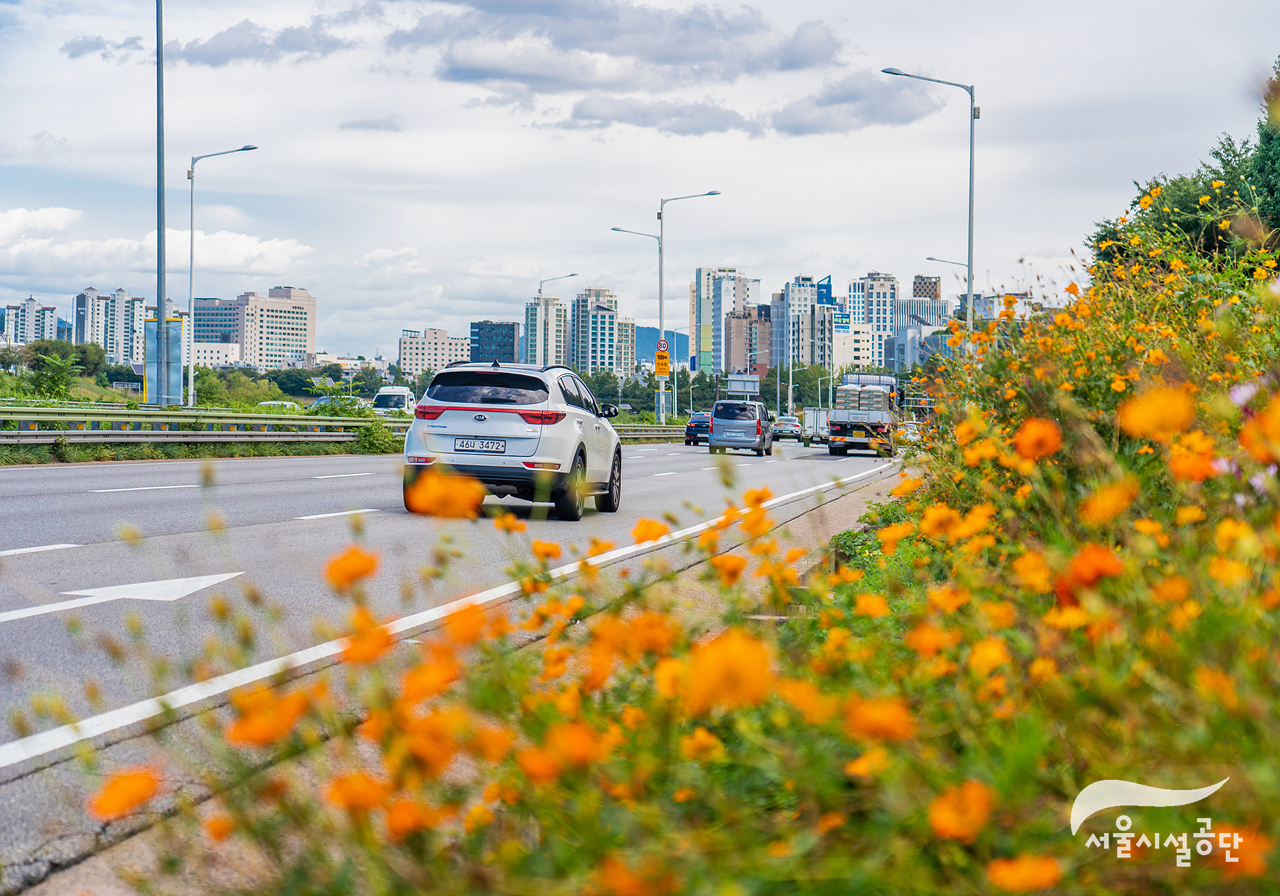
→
(0, 407, 681, 446)
(0, 407, 409, 446)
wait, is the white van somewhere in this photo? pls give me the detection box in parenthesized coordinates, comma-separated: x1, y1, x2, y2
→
(372, 386, 416, 416)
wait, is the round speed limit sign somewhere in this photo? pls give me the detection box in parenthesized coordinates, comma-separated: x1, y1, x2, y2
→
(656, 339, 669, 352)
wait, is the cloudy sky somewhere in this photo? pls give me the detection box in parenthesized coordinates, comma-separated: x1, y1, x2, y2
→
(2, 0, 1276, 357)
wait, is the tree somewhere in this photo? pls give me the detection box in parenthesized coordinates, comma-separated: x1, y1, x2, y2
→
(412, 369, 435, 396)
(354, 367, 385, 397)
(74, 342, 106, 377)
(31, 353, 81, 399)
(0, 346, 19, 373)
(1252, 54, 1280, 230)
(587, 368, 620, 404)
(22, 339, 74, 371)
(265, 368, 317, 398)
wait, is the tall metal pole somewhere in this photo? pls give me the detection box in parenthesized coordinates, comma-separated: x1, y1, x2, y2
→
(156, 0, 168, 406)
(657, 202, 666, 424)
(188, 165, 194, 406)
(966, 87, 976, 338)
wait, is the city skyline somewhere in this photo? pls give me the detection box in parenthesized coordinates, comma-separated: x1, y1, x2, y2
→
(2, 0, 1276, 357)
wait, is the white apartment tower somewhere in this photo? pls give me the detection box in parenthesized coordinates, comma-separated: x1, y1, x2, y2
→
(193, 287, 317, 370)
(5, 295, 58, 346)
(523, 294, 569, 367)
(571, 286, 638, 377)
(398, 328, 469, 377)
(74, 287, 146, 363)
(690, 268, 758, 375)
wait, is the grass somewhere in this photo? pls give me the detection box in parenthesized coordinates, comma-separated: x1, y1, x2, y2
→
(0, 440, 396, 466)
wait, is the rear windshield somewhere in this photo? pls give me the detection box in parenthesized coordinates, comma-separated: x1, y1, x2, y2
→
(779, 417, 799, 424)
(426, 372, 548, 405)
(714, 403, 757, 421)
(373, 394, 410, 408)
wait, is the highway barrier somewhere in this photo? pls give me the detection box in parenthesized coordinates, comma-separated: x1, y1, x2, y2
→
(0, 408, 685, 445)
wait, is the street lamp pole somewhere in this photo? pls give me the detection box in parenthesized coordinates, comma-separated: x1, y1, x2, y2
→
(532, 273, 577, 366)
(156, 0, 168, 406)
(188, 145, 257, 407)
(884, 68, 977, 337)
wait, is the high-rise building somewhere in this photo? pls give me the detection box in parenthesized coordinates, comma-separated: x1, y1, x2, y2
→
(913, 275, 941, 300)
(4, 295, 58, 346)
(523, 294, 569, 367)
(892, 298, 951, 331)
(194, 287, 317, 369)
(689, 268, 758, 374)
(616, 318, 637, 378)
(795, 304, 835, 370)
(469, 321, 520, 364)
(74, 288, 145, 363)
(846, 273, 899, 367)
(724, 304, 771, 375)
(570, 287, 617, 375)
(399, 327, 468, 376)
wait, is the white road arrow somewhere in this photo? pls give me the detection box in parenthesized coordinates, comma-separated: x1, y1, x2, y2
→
(0, 572, 243, 624)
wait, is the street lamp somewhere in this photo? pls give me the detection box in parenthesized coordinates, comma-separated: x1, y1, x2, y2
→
(818, 374, 833, 410)
(883, 67, 977, 336)
(539, 273, 578, 297)
(187, 144, 257, 406)
(613, 188, 720, 423)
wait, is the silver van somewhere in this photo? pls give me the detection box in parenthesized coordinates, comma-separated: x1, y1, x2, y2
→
(708, 400, 774, 456)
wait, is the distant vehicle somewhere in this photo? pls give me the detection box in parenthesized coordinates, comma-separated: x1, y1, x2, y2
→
(773, 415, 802, 440)
(899, 421, 922, 443)
(685, 412, 711, 445)
(308, 394, 371, 412)
(802, 407, 829, 446)
(708, 400, 774, 456)
(372, 386, 416, 416)
(255, 400, 301, 412)
(404, 363, 622, 521)
(828, 408, 896, 456)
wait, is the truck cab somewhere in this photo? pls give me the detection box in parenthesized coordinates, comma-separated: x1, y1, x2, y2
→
(372, 386, 416, 416)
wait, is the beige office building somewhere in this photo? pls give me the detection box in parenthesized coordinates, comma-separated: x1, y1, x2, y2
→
(194, 286, 317, 370)
(398, 328, 469, 377)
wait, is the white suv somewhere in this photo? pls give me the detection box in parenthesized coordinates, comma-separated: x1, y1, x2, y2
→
(403, 363, 623, 521)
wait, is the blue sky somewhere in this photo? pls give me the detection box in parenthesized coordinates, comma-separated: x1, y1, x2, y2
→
(1, 0, 1277, 356)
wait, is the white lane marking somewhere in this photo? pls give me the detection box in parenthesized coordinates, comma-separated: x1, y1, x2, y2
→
(626, 455, 645, 459)
(0, 464, 893, 770)
(653, 472, 679, 477)
(311, 472, 377, 480)
(701, 466, 717, 470)
(0, 544, 80, 557)
(294, 509, 382, 520)
(666, 452, 682, 456)
(0, 572, 243, 625)
(764, 460, 778, 464)
(637, 448, 659, 452)
(90, 484, 199, 494)
(736, 463, 752, 467)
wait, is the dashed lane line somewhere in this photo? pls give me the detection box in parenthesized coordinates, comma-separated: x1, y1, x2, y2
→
(294, 509, 382, 520)
(0, 544, 81, 557)
(311, 472, 378, 480)
(90, 485, 199, 494)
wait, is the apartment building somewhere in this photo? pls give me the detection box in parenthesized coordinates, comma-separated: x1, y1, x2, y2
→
(690, 268, 759, 374)
(4, 295, 58, 346)
(724, 304, 771, 375)
(193, 286, 317, 370)
(523, 294, 569, 367)
(398, 328, 469, 377)
(470, 320, 520, 364)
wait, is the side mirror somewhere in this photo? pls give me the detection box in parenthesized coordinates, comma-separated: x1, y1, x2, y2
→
(600, 403, 620, 418)
(768, 413, 776, 422)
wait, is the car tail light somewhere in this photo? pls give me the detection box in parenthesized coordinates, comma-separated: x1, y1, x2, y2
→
(415, 405, 445, 420)
(756, 419, 762, 437)
(518, 410, 567, 425)
(523, 461, 562, 470)
(407, 456, 434, 464)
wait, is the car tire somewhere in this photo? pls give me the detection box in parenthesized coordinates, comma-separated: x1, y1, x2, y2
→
(755, 446, 764, 457)
(767, 442, 774, 456)
(554, 455, 586, 521)
(595, 451, 622, 513)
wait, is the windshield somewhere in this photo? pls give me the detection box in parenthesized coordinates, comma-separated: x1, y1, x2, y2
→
(714, 403, 757, 421)
(426, 372, 548, 405)
(779, 417, 799, 425)
(373, 394, 409, 409)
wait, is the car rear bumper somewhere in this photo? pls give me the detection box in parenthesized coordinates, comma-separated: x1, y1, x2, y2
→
(403, 459, 569, 493)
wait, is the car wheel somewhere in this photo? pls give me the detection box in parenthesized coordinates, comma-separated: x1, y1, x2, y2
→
(767, 441, 774, 456)
(685, 439, 692, 446)
(755, 445, 764, 457)
(554, 455, 586, 521)
(595, 451, 622, 513)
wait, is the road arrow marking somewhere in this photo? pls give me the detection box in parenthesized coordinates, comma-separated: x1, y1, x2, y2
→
(0, 572, 243, 624)
(0, 544, 81, 557)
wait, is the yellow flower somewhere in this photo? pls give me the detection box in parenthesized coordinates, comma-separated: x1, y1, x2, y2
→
(987, 855, 1061, 891)
(1028, 657, 1058, 683)
(680, 726, 727, 761)
(464, 804, 494, 832)
(1175, 505, 1206, 526)
(980, 601, 1016, 629)
(1211, 179, 1225, 189)
(1208, 555, 1250, 587)
(1042, 606, 1090, 630)
(1199, 195, 1211, 204)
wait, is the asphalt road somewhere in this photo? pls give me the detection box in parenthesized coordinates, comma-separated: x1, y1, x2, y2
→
(0, 441, 896, 891)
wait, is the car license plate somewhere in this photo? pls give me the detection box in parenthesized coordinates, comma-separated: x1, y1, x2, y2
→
(455, 438, 505, 453)
(726, 431, 744, 438)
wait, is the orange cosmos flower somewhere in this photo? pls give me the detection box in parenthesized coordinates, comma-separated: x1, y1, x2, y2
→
(929, 780, 993, 843)
(204, 815, 234, 841)
(1240, 395, 1280, 463)
(492, 512, 527, 533)
(516, 746, 562, 785)
(632, 518, 671, 543)
(1011, 551, 1052, 593)
(593, 855, 678, 896)
(775, 678, 839, 724)
(877, 521, 915, 555)
(927, 583, 971, 614)
(1068, 543, 1124, 586)
(986, 855, 1061, 891)
(654, 657, 688, 699)
(1175, 505, 1206, 525)
(401, 643, 461, 702)
(531, 540, 562, 562)
(1194, 666, 1240, 710)
(444, 602, 485, 645)
(403, 469, 486, 517)
(87, 766, 160, 822)
(1042, 606, 1091, 630)
(385, 798, 449, 841)
(464, 804, 494, 832)
(854, 593, 891, 618)
(545, 721, 603, 767)
(1116, 387, 1195, 441)
(680, 726, 727, 761)
(1028, 657, 1059, 683)
(1211, 823, 1274, 878)
(889, 476, 923, 497)
(904, 622, 959, 658)
(919, 503, 962, 538)
(980, 601, 1016, 629)
(683, 629, 773, 715)
(324, 545, 379, 592)
(324, 771, 392, 812)
(709, 554, 748, 587)
(468, 724, 515, 762)
(968, 638, 1011, 676)
(1078, 479, 1139, 526)
(224, 686, 311, 746)
(844, 746, 890, 778)
(1012, 418, 1062, 461)
(744, 485, 773, 508)
(343, 606, 393, 664)
(844, 696, 916, 742)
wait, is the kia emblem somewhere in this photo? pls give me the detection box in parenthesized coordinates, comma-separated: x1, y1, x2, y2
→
(474, 414, 487, 421)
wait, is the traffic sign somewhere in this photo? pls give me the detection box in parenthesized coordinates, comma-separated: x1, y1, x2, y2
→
(655, 351, 670, 376)
(656, 339, 669, 352)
